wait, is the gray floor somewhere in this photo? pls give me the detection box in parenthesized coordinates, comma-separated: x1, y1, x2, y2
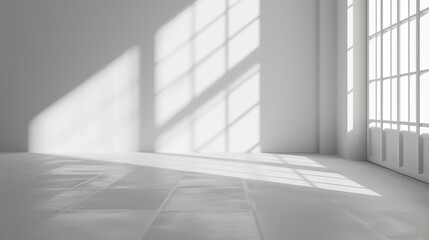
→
(0, 153, 429, 240)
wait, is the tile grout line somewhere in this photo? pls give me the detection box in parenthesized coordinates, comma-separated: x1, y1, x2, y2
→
(2, 158, 86, 188)
(0, 158, 138, 226)
(24, 165, 140, 220)
(28, 174, 102, 216)
(137, 172, 189, 240)
(15, 161, 187, 228)
(242, 179, 266, 240)
(316, 189, 390, 240)
(60, 168, 138, 212)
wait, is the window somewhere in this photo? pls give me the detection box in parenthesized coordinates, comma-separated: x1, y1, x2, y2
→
(368, 0, 429, 164)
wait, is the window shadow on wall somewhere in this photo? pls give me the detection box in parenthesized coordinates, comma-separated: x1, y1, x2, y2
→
(26, 0, 261, 153)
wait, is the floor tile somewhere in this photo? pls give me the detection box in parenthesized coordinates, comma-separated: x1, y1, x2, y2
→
(109, 174, 181, 189)
(177, 173, 243, 189)
(257, 211, 386, 240)
(76, 175, 123, 189)
(50, 164, 134, 176)
(0, 188, 64, 210)
(249, 188, 341, 212)
(143, 212, 261, 240)
(13, 174, 95, 188)
(23, 210, 156, 240)
(246, 179, 314, 189)
(164, 189, 251, 211)
(351, 210, 429, 240)
(71, 189, 170, 210)
(129, 167, 185, 176)
(37, 189, 95, 210)
(0, 177, 21, 186)
(325, 190, 429, 211)
(0, 210, 57, 240)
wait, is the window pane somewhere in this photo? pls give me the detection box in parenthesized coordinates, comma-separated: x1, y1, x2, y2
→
(377, 0, 382, 31)
(421, 12, 429, 71)
(421, 73, 429, 124)
(369, 0, 376, 35)
(369, 38, 376, 80)
(377, 80, 382, 120)
(409, 74, 416, 122)
(383, 78, 391, 120)
(400, 0, 409, 21)
(410, 0, 417, 15)
(369, 81, 376, 120)
(348, 49, 354, 91)
(400, 22, 409, 74)
(377, 36, 382, 78)
(383, 0, 391, 28)
(400, 76, 409, 122)
(347, 5, 354, 48)
(422, 0, 429, 10)
(383, 31, 391, 77)
(392, 77, 398, 121)
(392, 0, 398, 24)
(409, 18, 416, 72)
(392, 27, 398, 76)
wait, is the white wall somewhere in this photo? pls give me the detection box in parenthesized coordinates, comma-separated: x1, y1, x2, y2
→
(0, 0, 337, 154)
(337, 0, 367, 160)
(260, 0, 319, 153)
(319, 0, 338, 154)
(0, 0, 192, 152)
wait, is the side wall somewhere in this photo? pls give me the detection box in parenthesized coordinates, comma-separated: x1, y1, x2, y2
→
(0, 0, 337, 153)
(337, 0, 368, 160)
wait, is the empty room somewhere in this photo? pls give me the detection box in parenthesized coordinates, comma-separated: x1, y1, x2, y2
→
(1, 0, 429, 239)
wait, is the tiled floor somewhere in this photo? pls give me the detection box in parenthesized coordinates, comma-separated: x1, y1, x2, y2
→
(0, 153, 429, 240)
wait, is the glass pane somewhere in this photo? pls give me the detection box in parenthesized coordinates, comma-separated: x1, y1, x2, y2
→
(421, 12, 429, 71)
(377, 80, 382, 120)
(348, 49, 354, 91)
(410, 0, 417, 15)
(392, 27, 398, 76)
(392, 77, 398, 121)
(383, 123, 392, 130)
(409, 18, 416, 72)
(383, 78, 392, 120)
(400, 0, 409, 21)
(392, 0, 398, 24)
(369, 81, 376, 120)
(383, 31, 391, 77)
(400, 76, 409, 122)
(400, 124, 409, 131)
(377, 0, 382, 31)
(400, 22, 409, 74)
(421, 73, 429, 124)
(348, 5, 354, 48)
(409, 74, 416, 123)
(369, 0, 376, 35)
(369, 38, 376, 80)
(383, 0, 391, 29)
(377, 35, 382, 78)
(422, 0, 429, 10)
